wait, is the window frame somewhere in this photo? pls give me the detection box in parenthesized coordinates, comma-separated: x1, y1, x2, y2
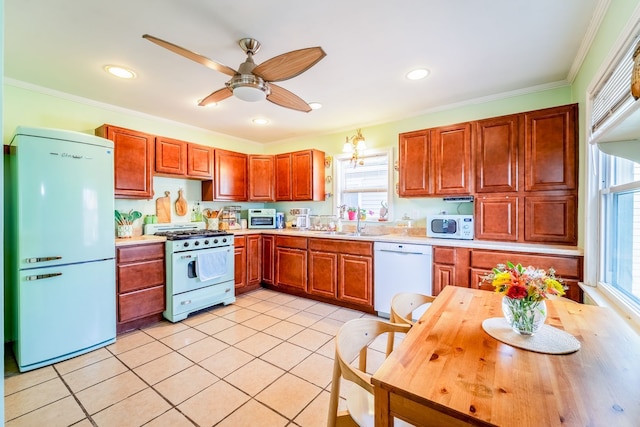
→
(332, 147, 394, 222)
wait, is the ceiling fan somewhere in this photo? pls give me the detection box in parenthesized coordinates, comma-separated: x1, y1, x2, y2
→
(142, 34, 326, 112)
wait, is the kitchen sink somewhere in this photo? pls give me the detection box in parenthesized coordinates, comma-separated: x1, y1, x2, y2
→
(317, 231, 388, 237)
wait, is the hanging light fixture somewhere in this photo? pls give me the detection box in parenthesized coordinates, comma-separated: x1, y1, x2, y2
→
(343, 128, 367, 166)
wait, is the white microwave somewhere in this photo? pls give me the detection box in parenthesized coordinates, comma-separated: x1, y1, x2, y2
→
(248, 208, 276, 229)
(427, 214, 474, 240)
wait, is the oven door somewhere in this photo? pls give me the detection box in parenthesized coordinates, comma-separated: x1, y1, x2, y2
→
(168, 246, 234, 295)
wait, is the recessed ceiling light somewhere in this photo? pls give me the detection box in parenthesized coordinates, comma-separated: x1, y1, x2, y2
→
(104, 65, 136, 79)
(406, 68, 430, 80)
(309, 102, 323, 110)
(252, 118, 269, 125)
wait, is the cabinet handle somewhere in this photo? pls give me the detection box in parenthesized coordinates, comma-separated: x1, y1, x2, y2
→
(25, 256, 62, 264)
(25, 272, 62, 281)
(180, 300, 192, 305)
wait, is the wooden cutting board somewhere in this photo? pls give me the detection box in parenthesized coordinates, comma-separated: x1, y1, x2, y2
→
(156, 191, 171, 223)
(175, 189, 188, 217)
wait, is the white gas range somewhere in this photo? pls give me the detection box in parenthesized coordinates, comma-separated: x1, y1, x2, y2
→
(145, 222, 235, 322)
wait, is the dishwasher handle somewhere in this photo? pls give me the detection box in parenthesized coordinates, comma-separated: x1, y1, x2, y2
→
(376, 248, 429, 256)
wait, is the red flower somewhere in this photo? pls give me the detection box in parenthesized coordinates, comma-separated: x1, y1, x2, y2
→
(506, 285, 528, 299)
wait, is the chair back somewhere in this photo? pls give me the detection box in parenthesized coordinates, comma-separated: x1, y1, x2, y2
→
(389, 292, 436, 325)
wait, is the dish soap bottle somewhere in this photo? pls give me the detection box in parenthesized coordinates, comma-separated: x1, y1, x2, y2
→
(191, 202, 203, 222)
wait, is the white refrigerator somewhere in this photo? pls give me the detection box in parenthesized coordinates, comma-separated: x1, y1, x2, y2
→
(6, 127, 116, 372)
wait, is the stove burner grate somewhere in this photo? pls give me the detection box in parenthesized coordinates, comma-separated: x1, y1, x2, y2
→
(155, 229, 232, 240)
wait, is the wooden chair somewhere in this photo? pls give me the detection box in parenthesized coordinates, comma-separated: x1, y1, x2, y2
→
(386, 292, 436, 356)
(327, 318, 412, 427)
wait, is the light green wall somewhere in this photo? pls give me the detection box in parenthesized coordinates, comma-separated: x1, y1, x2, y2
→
(3, 83, 263, 153)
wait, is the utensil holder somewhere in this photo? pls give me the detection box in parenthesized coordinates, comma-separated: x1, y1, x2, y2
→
(117, 224, 133, 238)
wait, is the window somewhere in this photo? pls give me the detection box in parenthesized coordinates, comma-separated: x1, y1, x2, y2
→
(599, 152, 640, 307)
(334, 149, 392, 221)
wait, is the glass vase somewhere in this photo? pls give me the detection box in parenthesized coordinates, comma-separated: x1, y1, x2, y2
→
(501, 297, 547, 336)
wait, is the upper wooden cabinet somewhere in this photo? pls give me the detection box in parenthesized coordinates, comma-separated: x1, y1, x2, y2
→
(275, 149, 325, 201)
(202, 149, 248, 201)
(187, 143, 213, 178)
(249, 154, 275, 201)
(475, 115, 520, 193)
(398, 130, 431, 196)
(523, 104, 578, 192)
(95, 124, 154, 199)
(155, 137, 212, 179)
(398, 123, 472, 196)
(155, 136, 187, 176)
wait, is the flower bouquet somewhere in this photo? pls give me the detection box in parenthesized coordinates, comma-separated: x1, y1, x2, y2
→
(484, 262, 565, 335)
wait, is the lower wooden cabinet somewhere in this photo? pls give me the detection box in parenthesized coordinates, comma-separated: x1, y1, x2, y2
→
(262, 235, 275, 285)
(275, 236, 308, 291)
(308, 238, 373, 311)
(234, 234, 262, 295)
(432, 245, 583, 302)
(116, 242, 165, 333)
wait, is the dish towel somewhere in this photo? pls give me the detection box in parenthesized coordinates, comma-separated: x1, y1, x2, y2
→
(196, 251, 228, 281)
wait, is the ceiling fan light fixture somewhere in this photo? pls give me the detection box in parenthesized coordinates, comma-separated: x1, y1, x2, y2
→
(228, 74, 270, 102)
(406, 68, 430, 80)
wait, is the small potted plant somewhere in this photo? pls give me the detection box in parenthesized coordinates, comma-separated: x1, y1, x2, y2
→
(347, 207, 357, 220)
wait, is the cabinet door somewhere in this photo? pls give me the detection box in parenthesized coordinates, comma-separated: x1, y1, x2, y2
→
(524, 194, 577, 244)
(308, 251, 338, 298)
(96, 125, 154, 199)
(246, 235, 262, 286)
(262, 235, 275, 285)
(523, 104, 577, 192)
(475, 115, 519, 193)
(187, 143, 213, 179)
(214, 149, 248, 201)
(275, 247, 307, 291)
(118, 285, 165, 323)
(470, 268, 494, 291)
(292, 150, 313, 201)
(248, 155, 275, 201)
(338, 254, 372, 307)
(234, 236, 247, 290)
(432, 122, 472, 195)
(398, 130, 431, 196)
(475, 194, 519, 241)
(275, 153, 292, 201)
(433, 264, 455, 295)
(155, 137, 187, 176)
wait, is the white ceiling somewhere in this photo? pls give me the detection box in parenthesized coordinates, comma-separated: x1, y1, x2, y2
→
(5, 0, 602, 144)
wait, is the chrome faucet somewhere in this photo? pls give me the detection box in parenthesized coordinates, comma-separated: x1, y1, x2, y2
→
(356, 206, 365, 234)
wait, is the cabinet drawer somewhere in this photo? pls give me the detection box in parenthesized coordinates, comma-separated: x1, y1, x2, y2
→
(276, 235, 308, 250)
(117, 243, 164, 263)
(118, 259, 165, 293)
(309, 238, 372, 256)
(118, 285, 165, 322)
(433, 247, 456, 265)
(234, 236, 246, 248)
(470, 250, 581, 278)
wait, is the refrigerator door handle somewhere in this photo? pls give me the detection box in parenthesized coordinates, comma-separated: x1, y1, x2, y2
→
(25, 272, 63, 281)
(25, 256, 62, 264)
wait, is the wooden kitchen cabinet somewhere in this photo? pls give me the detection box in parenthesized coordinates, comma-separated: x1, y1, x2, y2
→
(275, 150, 325, 201)
(248, 154, 275, 201)
(234, 234, 262, 294)
(432, 246, 470, 295)
(187, 143, 213, 179)
(524, 194, 577, 244)
(262, 235, 275, 285)
(275, 236, 308, 291)
(523, 104, 577, 192)
(202, 148, 248, 201)
(116, 242, 165, 333)
(432, 122, 472, 195)
(398, 130, 432, 196)
(155, 136, 187, 176)
(398, 123, 472, 197)
(95, 125, 154, 199)
(475, 115, 520, 193)
(475, 194, 519, 241)
(308, 238, 373, 311)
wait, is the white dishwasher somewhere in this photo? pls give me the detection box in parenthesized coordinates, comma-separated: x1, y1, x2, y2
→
(374, 241, 433, 318)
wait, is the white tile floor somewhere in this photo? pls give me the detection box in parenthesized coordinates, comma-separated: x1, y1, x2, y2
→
(4, 288, 396, 427)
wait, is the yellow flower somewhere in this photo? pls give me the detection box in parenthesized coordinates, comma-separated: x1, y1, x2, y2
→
(545, 278, 565, 296)
(492, 272, 513, 292)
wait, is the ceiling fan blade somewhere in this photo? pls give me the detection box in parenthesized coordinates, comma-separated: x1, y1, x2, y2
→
(198, 87, 233, 106)
(142, 34, 237, 77)
(267, 84, 311, 112)
(253, 47, 326, 82)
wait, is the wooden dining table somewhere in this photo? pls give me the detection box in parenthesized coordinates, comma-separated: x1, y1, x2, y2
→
(372, 286, 640, 427)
